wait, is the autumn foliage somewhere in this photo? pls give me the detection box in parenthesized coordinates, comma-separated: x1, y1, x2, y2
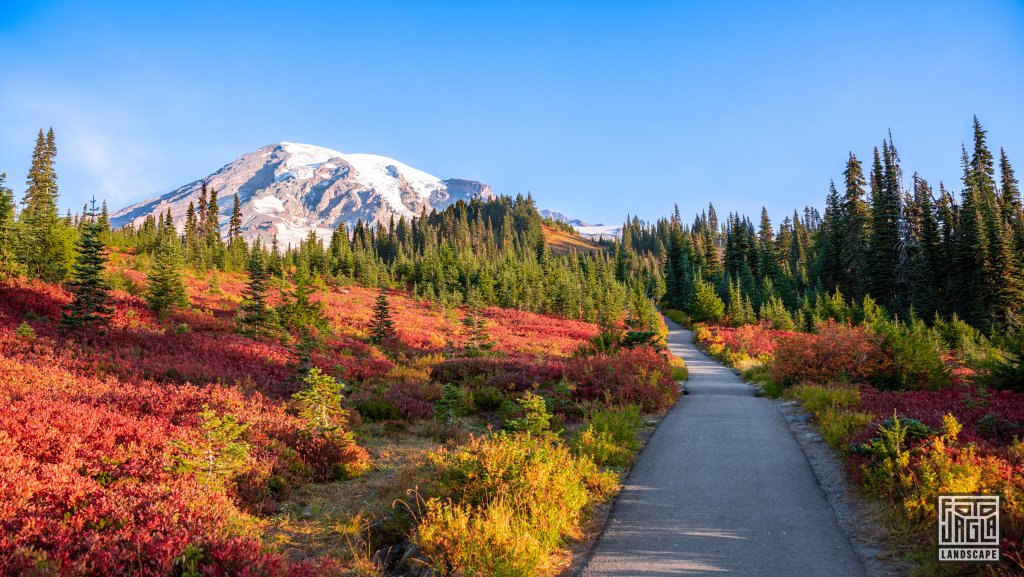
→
(697, 316, 1024, 572)
(0, 257, 665, 575)
(768, 321, 887, 386)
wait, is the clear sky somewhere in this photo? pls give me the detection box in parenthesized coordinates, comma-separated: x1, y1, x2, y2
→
(2, 0, 1023, 227)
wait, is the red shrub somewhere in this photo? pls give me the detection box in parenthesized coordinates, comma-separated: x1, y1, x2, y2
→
(565, 347, 678, 412)
(430, 356, 565, 391)
(718, 323, 785, 357)
(384, 381, 443, 420)
(769, 321, 887, 385)
(857, 386, 1024, 447)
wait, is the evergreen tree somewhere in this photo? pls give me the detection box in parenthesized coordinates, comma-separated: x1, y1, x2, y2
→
(291, 368, 350, 439)
(999, 147, 1022, 220)
(690, 274, 724, 322)
(228, 193, 242, 241)
(991, 218, 1024, 330)
(839, 153, 870, 301)
(169, 405, 250, 487)
(869, 142, 901, 309)
(0, 172, 20, 279)
(278, 267, 329, 338)
(145, 243, 189, 317)
(197, 183, 208, 233)
(97, 200, 110, 233)
(369, 288, 397, 345)
(235, 243, 278, 337)
(462, 286, 495, 355)
(756, 207, 776, 284)
(999, 148, 1024, 271)
(61, 198, 113, 329)
(816, 181, 842, 291)
(726, 276, 747, 325)
(19, 128, 73, 281)
(908, 175, 941, 318)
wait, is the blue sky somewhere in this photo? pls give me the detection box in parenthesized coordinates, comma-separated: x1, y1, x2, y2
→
(2, 0, 1023, 226)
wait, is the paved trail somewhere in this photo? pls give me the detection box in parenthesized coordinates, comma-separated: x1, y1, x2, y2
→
(581, 318, 866, 577)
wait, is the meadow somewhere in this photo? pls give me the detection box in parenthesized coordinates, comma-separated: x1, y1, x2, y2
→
(0, 252, 680, 577)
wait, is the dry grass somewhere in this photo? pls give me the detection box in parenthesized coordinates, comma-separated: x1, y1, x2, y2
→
(542, 225, 607, 255)
(260, 422, 441, 566)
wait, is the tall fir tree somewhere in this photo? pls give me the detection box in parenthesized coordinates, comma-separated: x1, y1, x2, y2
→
(197, 182, 209, 234)
(61, 198, 113, 329)
(868, 141, 901, 311)
(839, 153, 870, 302)
(955, 144, 991, 329)
(816, 181, 842, 291)
(97, 200, 110, 233)
(206, 187, 221, 240)
(228, 193, 242, 241)
(19, 128, 73, 281)
(998, 148, 1024, 269)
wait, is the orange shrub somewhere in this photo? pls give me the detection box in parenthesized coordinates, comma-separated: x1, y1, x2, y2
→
(769, 321, 887, 386)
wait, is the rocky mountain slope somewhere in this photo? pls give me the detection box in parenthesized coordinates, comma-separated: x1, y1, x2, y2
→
(112, 142, 494, 246)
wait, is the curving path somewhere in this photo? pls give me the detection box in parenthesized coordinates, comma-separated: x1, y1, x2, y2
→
(581, 318, 866, 576)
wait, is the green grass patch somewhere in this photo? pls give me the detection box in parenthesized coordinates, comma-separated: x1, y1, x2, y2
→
(742, 365, 783, 397)
(664, 309, 690, 328)
(818, 408, 875, 450)
(572, 405, 644, 469)
(784, 384, 860, 415)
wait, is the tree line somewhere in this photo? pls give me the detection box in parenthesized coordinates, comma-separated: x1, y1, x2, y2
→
(624, 117, 1022, 336)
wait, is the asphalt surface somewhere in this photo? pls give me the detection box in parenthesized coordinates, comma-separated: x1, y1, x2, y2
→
(581, 318, 866, 577)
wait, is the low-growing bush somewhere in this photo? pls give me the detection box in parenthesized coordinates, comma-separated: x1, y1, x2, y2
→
(503, 392, 552, 435)
(933, 314, 996, 367)
(976, 331, 1024, 392)
(565, 347, 677, 412)
(818, 408, 875, 450)
(384, 381, 441, 420)
(417, 432, 617, 576)
(470, 385, 504, 412)
(355, 399, 402, 422)
(430, 356, 564, 392)
(664, 309, 690, 327)
(769, 322, 886, 387)
(667, 354, 688, 382)
(871, 317, 950, 391)
(742, 365, 782, 397)
(785, 384, 860, 415)
(573, 405, 643, 469)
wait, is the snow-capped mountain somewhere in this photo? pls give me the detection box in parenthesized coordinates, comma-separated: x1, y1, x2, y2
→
(111, 142, 494, 246)
(539, 209, 622, 241)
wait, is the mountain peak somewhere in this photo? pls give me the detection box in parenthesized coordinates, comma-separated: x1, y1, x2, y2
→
(112, 143, 494, 245)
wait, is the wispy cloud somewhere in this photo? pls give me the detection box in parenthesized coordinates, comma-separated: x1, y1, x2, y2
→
(0, 78, 165, 209)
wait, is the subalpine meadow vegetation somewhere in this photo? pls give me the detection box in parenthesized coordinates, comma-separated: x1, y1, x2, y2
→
(0, 129, 677, 576)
